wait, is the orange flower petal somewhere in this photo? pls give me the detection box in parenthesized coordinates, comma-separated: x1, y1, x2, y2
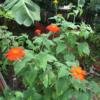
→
(71, 72, 76, 76)
(10, 56, 14, 61)
(81, 71, 86, 75)
(77, 65, 82, 70)
(79, 74, 84, 81)
(69, 69, 76, 73)
(75, 74, 78, 79)
(71, 66, 76, 70)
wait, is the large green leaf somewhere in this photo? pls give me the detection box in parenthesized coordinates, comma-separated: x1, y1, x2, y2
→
(23, 86, 42, 100)
(4, 0, 40, 26)
(25, 68, 37, 84)
(77, 42, 90, 55)
(64, 52, 75, 62)
(48, 71, 56, 85)
(82, 30, 90, 39)
(39, 72, 48, 88)
(38, 51, 47, 71)
(78, 0, 85, 7)
(56, 79, 69, 96)
(75, 90, 92, 100)
(89, 81, 100, 93)
(44, 88, 53, 100)
(58, 68, 70, 79)
(56, 43, 66, 54)
(22, 50, 34, 62)
(58, 89, 74, 100)
(14, 61, 26, 75)
(47, 54, 57, 62)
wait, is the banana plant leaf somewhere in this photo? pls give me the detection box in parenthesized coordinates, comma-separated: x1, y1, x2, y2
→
(3, 0, 40, 26)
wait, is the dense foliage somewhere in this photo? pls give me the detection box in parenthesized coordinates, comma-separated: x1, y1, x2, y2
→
(0, 0, 100, 100)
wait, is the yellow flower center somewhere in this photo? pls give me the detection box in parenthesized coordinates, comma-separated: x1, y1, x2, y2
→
(54, 0, 58, 3)
(12, 50, 19, 54)
(37, 30, 39, 32)
(52, 25, 56, 28)
(76, 69, 81, 74)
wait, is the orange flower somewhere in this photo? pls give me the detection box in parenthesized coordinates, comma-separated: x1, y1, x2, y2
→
(35, 29, 41, 33)
(58, 14, 61, 16)
(69, 65, 86, 81)
(5, 47, 26, 61)
(46, 25, 60, 32)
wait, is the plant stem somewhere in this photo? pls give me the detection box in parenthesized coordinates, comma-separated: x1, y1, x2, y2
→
(0, 28, 9, 47)
(55, 3, 57, 15)
(4, 17, 7, 26)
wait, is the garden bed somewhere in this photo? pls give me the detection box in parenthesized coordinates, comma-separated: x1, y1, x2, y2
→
(2, 65, 26, 91)
(1, 66, 100, 100)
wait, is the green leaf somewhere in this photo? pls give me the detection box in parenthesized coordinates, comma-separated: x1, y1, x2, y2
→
(26, 40, 34, 49)
(58, 68, 70, 79)
(23, 75, 29, 87)
(73, 10, 79, 16)
(78, 8, 83, 16)
(0, 25, 8, 29)
(64, 52, 75, 62)
(44, 88, 53, 100)
(48, 71, 56, 85)
(79, 79, 87, 92)
(77, 42, 90, 55)
(67, 12, 74, 19)
(15, 91, 23, 98)
(58, 89, 74, 100)
(25, 68, 37, 84)
(4, 0, 40, 26)
(71, 76, 81, 91)
(69, 36, 77, 46)
(33, 37, 43, 45)
(75, 90, 92, 100)
(52, 92, 57, 99)
(56, 43, 66, 54)
(89, 81, 100, 93)
(14, 61, 26, 75)
(4, 86, 14, 98)
(46, 64, 52, 70)
(38, 52, 47, 71)
(1, 45, 8, 53)
(56, 79, 70, 96)
(62, 21, 73, 29)
(78, 0, 85, 7)
(44, 40, 54, 49)
(12, 42, 18, 46)
(23, 86, 42, 100)
(39, 72, 48, 88)
(22, 50, 34, 62)
(82, 30, 90, 39)
(66, 60, 79, 67)
(0, 97, 6, 100)
(47, 54, 57, 62)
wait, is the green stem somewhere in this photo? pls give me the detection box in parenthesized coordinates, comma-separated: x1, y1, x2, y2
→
(73, 15, 75, 24)
(0, 28, 9, 47)
(53, 32, 55, 39)
(4, 17, 7, 26)
(55, 3, 57, 15)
